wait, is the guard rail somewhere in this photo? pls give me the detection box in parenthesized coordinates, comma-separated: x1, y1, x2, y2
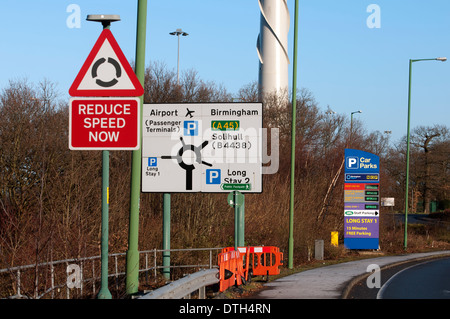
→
(0, 247, 221, 299)
(138, 269, 219, 299)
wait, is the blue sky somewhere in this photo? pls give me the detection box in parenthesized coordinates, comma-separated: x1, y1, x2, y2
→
(1, 1, 449, 144)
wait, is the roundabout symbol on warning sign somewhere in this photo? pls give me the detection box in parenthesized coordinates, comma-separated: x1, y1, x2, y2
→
(69, 29, 143, 97)
(92, 57, 121, 87)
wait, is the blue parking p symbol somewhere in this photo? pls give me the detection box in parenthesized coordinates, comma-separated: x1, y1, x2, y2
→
(148, 157, 157, 166)
(206, 169, 221, 184)
(346, 156, 358, 169)
(184, 121, 198, 136)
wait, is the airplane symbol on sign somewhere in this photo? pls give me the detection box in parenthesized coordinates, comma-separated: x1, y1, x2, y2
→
(185, 108, 195, 118)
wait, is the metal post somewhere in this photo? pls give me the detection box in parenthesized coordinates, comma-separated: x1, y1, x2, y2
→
(92, 261, 95, 295)
(162, 193, 171, 280)
(162, 28, 187, 281)
(84, 13, 120, 300)
(350, 113, 353, 143)
(350, 110, 362, 147)
(126, 0, 147, 295)
(51, 264, 54, 299)
(96, 19, 114, 300)
(170, 28, 188, 85)
(288, 0, 299, 270)
(234, 191, 238, 251)
(154, 249, 157, 279)
(238, 195, 245, 247)
(177, 34, 180, 84)
(403, 57, 446, 250)
(230, 191, 245, 249)
(404, 59, 413, 251)
(17, 269, 21, 298)
(97, 149, 112, 299)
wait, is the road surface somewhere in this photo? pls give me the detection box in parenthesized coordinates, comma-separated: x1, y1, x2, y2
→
(249, 251, 450, 299)
(377, 257, 450, 299)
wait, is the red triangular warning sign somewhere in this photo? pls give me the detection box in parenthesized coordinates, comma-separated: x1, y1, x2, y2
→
(69, 29, 144, 97)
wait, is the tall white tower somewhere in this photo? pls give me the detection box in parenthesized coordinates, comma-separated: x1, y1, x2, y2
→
(257, 0, 290, 99)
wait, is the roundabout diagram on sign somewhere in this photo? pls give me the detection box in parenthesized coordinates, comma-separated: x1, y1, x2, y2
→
(161, 137, 212, 190)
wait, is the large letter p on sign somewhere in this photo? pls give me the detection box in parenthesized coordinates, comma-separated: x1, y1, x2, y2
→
(206, 169, 221, 184)
(347, 157, 358, 169)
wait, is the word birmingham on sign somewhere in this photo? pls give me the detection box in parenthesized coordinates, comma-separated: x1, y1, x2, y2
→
(69, 97, 140, 150)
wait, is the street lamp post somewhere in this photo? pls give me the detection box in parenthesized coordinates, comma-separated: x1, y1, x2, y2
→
(86, 14, 121, 300)
(288, 0, 299, 270)
(170, 28, 189, 84)
(126, 0, 147, 296)
(404, 57, 446, 250)
(162, 28, 188, 280)
(350, 110, 362, 147)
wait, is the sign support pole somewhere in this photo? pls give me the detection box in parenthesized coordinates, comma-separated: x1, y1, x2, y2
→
(231, 191, 245, 250)
(238, 194, 245, 247)
(126, 0, 147, 295)
(162, 194, 171, 279)
(98, 149, 112, 299)
(234, 191, 238, 250)
(288, 0, 299, 269)
(96, 21, 113, 301)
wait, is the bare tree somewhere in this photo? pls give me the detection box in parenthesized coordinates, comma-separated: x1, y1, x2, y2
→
(411, 125, 449, 212)
(236, 81, 259, 102)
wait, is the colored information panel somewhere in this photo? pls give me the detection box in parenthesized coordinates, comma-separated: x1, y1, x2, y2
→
(141, 103, 262, 193)
(344, 149, 380, 249)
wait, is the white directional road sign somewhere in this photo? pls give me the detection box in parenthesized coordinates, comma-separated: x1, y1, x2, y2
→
(141, 103, 263, 193)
